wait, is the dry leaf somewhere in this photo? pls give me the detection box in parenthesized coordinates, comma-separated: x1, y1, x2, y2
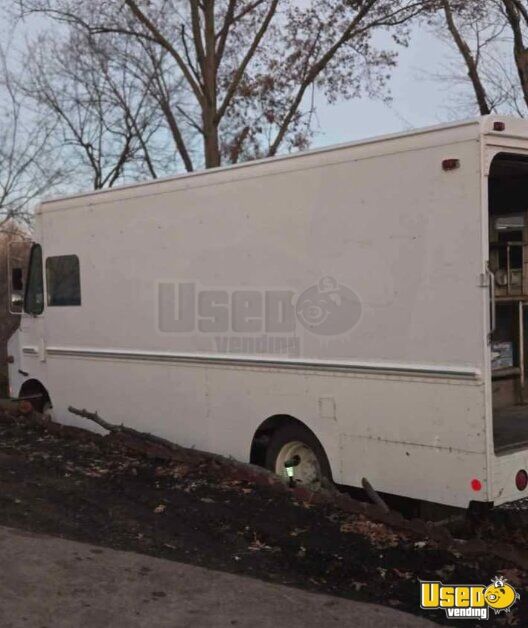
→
(340, 516, 399, 548)
(393, 568, 413, 580)
(435, 564, 455, 579)
(352, 582, 367, 592)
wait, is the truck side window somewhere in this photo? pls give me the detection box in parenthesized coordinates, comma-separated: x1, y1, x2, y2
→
(24, 244, 44, 315)
(46, 255, 81, 306)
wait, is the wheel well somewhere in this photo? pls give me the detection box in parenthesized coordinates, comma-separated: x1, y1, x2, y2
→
(18, 379, 51, 409)
(250, 414, 329, 472)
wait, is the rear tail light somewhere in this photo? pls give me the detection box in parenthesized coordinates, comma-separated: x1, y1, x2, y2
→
(515, 470, 528, 491)
(471, 478, 482, 492)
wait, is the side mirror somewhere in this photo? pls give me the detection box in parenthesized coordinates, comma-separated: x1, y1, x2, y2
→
(10, 293, 24, 309)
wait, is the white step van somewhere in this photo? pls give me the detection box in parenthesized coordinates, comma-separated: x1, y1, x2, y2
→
(8, 116, 528, 509)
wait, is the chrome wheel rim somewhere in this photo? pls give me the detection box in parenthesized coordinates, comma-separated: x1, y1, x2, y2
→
(275, 440, 322, 488)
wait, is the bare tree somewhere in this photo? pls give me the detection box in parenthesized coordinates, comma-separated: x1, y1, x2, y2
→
(440, 0, 492, 114)
(18, 0, 432, 170)
(502, 0, 528, 108)
(436, 0, 528, 116)
(24, 27, 172, 189)
(0, 45, 61, 225)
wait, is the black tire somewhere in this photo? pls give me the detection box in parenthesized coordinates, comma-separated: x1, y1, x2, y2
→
(30, 395, 50, 414)
(264, 423, 332, 487)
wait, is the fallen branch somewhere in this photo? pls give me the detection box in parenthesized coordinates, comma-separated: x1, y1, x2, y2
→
(362, 477, 390, 514)
(67, 406, 287, 483)
(68, 406, 189, 457)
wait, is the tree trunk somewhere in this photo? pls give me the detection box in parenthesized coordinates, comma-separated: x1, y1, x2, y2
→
(202, 1, 221, 168)
(442, 0, 491, 115)
(202, 113, 221, 168)
(503, 0, 528, 109)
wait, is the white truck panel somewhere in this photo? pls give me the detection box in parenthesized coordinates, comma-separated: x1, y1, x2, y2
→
(10, 116, 528, 508)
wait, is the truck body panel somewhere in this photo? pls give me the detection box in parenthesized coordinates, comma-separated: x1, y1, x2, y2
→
(10, 116, 528, 508)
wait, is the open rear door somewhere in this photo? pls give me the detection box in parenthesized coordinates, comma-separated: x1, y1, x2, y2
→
(489, 153, 528, 453)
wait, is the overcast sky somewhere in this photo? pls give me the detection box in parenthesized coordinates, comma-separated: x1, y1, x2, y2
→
(313, 27, 468, 148)
(3, 13, 471, 156)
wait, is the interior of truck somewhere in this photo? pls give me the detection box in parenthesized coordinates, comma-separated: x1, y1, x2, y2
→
(489, 152, 528, 453)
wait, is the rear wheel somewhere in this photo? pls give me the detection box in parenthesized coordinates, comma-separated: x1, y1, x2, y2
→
(265, 424, 331, 490)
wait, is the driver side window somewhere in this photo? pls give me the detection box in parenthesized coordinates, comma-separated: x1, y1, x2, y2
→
(24, 244, 44, 315)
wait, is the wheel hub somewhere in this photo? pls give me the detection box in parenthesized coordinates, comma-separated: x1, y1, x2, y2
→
(275, 441, 322, 488)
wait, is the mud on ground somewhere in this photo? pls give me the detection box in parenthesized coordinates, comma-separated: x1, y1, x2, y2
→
(0, 410, 526, 626)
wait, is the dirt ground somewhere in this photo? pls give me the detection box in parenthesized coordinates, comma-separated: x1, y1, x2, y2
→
(0, 410, 526, 627)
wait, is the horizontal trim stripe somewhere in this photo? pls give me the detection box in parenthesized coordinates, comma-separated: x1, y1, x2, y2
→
(37, 346, 481, 381)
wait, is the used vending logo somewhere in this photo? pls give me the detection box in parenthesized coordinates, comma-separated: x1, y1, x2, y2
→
(420, 577, 519, 620)
(158, 276, 362, 338)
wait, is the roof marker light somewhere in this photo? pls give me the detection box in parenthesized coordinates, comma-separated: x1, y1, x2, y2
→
(442, 159, 460, 171)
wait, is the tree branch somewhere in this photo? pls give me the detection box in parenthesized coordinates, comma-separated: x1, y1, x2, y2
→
(216, 0, 279, 122)
(441, 0, 491, 115)
(124, 0, 205, 105)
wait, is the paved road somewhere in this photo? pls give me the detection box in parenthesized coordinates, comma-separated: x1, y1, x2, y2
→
(0, 526, 435, 627)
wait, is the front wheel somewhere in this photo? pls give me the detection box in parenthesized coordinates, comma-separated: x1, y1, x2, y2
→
(28, 395, 53, 421)
(41, 400, 54, 422)
(264, 424, 332, 490)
